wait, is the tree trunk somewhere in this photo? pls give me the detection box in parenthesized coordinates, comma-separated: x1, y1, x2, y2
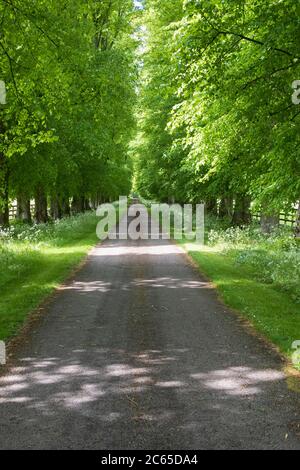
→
(0, 120, 9, 228)
(97, 194, 104, 205)
(219, 197, 233, 219)
(232, 195, 251, 226)
(84, 198, 91, 211)
(205, 198, 218, 216)
(91, 197, 98, 210)
(295, 202, 300, 238)
(50, 196, 62, 220)
(17, 195, 32, 224)
(61, 196, 70, 217)
(35, 187, 48, 223)
(260, 201, 279, 234)
(71, 195, 85, 214)
(261, 213, 279, 234)
(0, 154, 9, 227)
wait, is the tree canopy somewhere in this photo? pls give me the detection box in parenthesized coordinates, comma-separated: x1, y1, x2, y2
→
(0, 0, 137, 223)
(134, 0, 300, 225)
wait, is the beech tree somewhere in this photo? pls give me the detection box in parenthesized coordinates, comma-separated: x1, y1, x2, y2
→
(135, 0, 300, 230)
(0, 0, 137, 225)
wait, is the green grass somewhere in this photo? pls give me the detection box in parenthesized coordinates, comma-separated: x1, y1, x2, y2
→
(179, 239, 300, 363)
(0, 212, 99, 341)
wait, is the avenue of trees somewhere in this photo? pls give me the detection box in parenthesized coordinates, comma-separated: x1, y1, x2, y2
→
(0, 0, 137, 225)
(1, 0, 299, 235)
(134, 0, 300, 233)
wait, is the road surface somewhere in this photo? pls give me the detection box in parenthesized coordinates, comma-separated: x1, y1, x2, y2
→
(0, 213, 300, 449)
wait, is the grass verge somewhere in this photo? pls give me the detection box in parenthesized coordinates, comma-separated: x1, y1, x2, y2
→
(178, 240, 300, 366)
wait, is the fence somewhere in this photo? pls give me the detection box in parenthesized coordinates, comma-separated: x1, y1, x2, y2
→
(251, 210, 298, 227)
(9, 202, 35, 220)
(8, 202, 299, 228)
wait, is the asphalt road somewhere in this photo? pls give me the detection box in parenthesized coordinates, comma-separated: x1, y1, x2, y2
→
(0, 213, 300, 449)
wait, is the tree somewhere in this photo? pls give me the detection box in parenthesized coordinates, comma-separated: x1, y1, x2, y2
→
(0, 0, 137, 226)
(135, 0, 300, 232)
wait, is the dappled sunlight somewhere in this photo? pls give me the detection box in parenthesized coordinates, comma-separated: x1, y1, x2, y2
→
(60, 281, 112, 293)
(133, 277, 212, 290)
(56, 276, 212, 294)
(1, 338, 299, 450)
(105, 364, 151, 377)
(191, 367, 285, 396)
(0, 348, 290, 420)
(156, 380, 186, 388)
(183, 242, 208, 253)
(42, 246, 92, 255)
(92, 243, 183, 257)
